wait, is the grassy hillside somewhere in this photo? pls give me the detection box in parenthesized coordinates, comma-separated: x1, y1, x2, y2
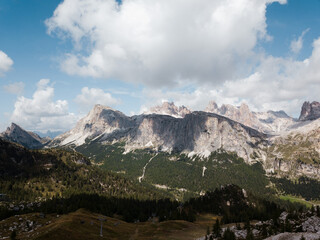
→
(0, 139, 172, 204)
(0, 209, 216, 240)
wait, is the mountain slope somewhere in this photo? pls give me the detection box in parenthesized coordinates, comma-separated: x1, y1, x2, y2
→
(52, 105, 267, 163)
(266, 119, 320, 179)
(0, 123, 49, 149)
(0, 138, 171, 202)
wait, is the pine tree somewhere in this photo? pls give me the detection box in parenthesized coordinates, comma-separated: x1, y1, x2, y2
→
(213, 219, 222, 238)
(246, 228, 254, 240)
(285, 218, 292, 232)
(10, 230, 16, 240)
(222, 227, 236, 240)
(261, 224, 268, 238)
(205, 226, 210, 240)
(311, 205, 315, 215)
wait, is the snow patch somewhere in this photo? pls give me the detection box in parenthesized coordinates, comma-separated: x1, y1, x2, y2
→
(188, 151, 196, 158)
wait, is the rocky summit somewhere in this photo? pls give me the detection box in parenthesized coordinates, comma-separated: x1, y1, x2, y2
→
(299, 101, 320, 121)
(0, 123, 49, 149)
(205, 101, 296, 135)
(144, 101, 192, 118)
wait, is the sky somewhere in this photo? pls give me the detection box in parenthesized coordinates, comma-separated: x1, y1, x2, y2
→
(0, 0, 320, 133)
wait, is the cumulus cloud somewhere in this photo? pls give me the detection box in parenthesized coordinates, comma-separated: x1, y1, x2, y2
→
(0, 50, 13, 76)
(46, 0, 320, 117)
(75, 87, 119, 111)
(11, 79, 78, 131)
(46, 0, 286, 87)
(141, 36, 320, 117)
(3, 82, 25, 95)
(290, 28, 310, 54)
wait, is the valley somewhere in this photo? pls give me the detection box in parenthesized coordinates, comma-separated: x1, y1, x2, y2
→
(2, 1, 320, 239)
(1, 101, 320, 239)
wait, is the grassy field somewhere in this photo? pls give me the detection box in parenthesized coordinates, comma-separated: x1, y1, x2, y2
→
(0, 209, 220, 240)
(279, 195, 314, 208)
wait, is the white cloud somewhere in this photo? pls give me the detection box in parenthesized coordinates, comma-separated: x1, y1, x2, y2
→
(3, 82, 25, 95)
(45, 0, 320, 118)
(11, 79, 78, 132)
(141, 36, 320, 118)
(46, 0, 286, 87)
(290, 28, 310, 54)
(0, 50, 13, 76)
(75, 87, 119, 111)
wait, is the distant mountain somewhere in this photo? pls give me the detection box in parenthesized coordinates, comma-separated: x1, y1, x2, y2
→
(51, 104, 267, 163)
(34, 130, 63, 139)
(144, 101, 192, 118)
(0, 123, 50, 149)
(205, 101, 296, 135)
(299, 101, 320, 121)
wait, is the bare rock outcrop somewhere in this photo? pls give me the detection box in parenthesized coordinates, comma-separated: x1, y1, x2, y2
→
(144, 102, 191, 118)
(205, 101, 296, 135)
(0, 123, 48, 149)
(299, 101, 320, 121)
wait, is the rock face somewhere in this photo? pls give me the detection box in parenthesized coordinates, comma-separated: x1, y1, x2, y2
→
(299, 101, 320, 121)
(52, 105, 267, 163)
(205, 101, 296, 135)
(0, 123, 48, 149)
(265, 118, 320, 179)
(52, 104, 134, 146)
(144, 102, 192, 118)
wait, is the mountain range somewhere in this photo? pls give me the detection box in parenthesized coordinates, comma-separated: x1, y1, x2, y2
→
(1, 101, 320, 239)
(1, 100, 320, 183)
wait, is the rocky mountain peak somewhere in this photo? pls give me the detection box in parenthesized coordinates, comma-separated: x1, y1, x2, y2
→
(52, 104, 133, 146)
(239, 103, 250, 113)
(205, 101, 219, 112)
(145, 101, 191, 118)
(205, 102, 255, 127)
(92, 104, 114, 112)
(267, 110, 290, 119)
(0, 123, 46, 149)
(5, 122, 22, 135)
(204, 101, 295, 134)
(299, 101, 320, 121)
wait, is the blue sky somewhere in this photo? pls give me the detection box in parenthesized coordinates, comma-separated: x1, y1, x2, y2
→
(0, 0, 320, 132)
